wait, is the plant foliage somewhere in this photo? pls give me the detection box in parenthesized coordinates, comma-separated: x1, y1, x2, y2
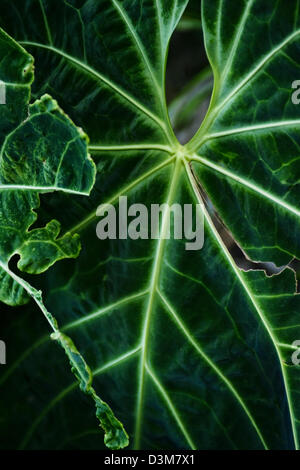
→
(0, 0, 299, 450)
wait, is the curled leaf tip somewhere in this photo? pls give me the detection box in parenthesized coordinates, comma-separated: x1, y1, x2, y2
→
(52, 331, 129, 449)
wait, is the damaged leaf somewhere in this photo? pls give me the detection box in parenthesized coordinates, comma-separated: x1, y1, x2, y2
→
(0, 26, 128, 449)
(0, 0, 299, 450)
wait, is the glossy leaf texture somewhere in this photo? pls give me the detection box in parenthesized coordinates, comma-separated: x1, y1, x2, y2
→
(0, 0, 299, 450)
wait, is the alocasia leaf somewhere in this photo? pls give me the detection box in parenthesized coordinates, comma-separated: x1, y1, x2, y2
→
(0, 0, 299, 450)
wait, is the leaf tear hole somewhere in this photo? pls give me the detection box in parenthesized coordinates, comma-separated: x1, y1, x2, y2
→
(189, 164, 300, 294)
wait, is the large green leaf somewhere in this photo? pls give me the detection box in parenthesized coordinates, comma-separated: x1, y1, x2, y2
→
(0, 0, 299, 450)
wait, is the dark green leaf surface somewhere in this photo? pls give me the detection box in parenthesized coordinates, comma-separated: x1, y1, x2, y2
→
(0, 0, 299, 450)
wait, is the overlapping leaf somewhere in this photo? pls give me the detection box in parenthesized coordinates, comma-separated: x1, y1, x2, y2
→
(0, 0, 299, 450)
(0, 24, 129, 450)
